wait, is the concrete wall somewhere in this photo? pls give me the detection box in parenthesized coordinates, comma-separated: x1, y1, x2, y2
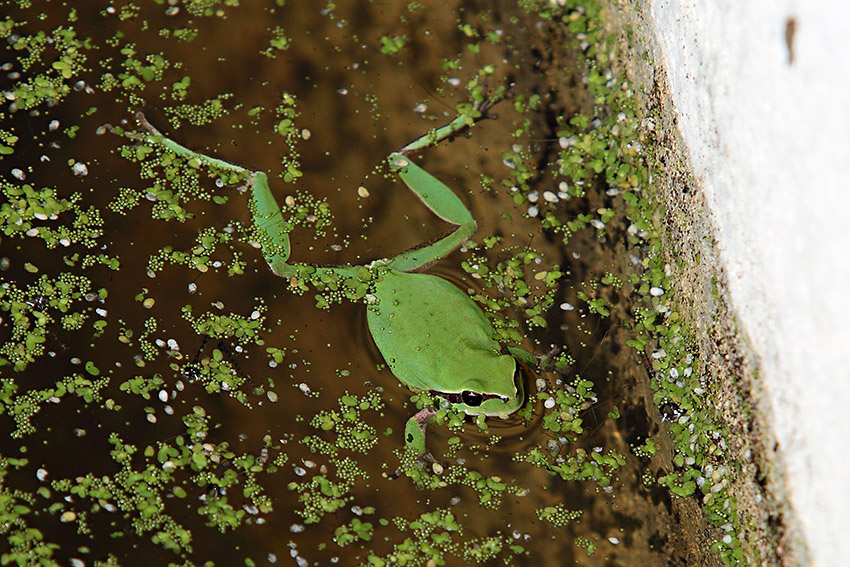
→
(645, 1, 850, 565)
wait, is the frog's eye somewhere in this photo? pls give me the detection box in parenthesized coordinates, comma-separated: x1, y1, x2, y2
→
(461, 390, 483, 406)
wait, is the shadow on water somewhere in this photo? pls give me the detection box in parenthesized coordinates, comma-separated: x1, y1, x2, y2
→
(0, 1, 697, 566)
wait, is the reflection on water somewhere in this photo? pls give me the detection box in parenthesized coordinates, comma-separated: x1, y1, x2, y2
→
(0, 1, 701, 566)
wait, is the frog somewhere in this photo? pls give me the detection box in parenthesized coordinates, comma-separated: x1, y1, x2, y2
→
(129, 103, 540, 461)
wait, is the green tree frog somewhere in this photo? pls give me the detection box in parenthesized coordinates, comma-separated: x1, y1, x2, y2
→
(130, 104, 534, 459)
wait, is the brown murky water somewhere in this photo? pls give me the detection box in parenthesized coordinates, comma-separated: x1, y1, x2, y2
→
(1, 1, 707, 566)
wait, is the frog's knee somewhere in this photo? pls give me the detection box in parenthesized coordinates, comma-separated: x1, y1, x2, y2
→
(388, 153, 409, 171)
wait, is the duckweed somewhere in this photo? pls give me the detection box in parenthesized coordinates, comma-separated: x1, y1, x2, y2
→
(0, 0, 759, 565)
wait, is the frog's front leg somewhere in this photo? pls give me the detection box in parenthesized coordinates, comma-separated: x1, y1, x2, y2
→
(390, 407, 440, 479)
(506, 345, 562, 372)
(404, 407, 439, 457)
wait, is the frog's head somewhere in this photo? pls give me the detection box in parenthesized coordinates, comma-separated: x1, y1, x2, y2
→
(435, 358, 525, 418)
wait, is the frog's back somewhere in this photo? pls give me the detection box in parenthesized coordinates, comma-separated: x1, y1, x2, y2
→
(366, 270, 511, 393)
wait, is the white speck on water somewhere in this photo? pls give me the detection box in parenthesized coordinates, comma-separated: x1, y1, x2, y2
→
(527, 191, 539, 203)
(187, 282, 197, 294)
(527, 205, 539, 217)
(146, 414, 157, 423)
(250, 310, 261, 320)
(267, 391, 278, 402)
(158, 390, 168, 402)
(167, 338, 179, 350)
(543, 190, 558, 203)
(559, 302, 574, 311)
(289, 523, 305, 533)
(650, 286, 664, 297)
(96, 308, 107, 317)
(48, 119, 60, 131)
(37, 468, 48, 481)
(11, 168, 25, 180)
(606, 187, 620, 196)
(71, 161, 88, 177)
(447, 77, 461, 86)
(357, 186, 369, 198)
(413, 103, 427, 114)
(59, 238, 71, 247)
(544, 397, 556, 409)
(590, 219, 605, 229)
(298, 383, 311, 395)
(608, 537, 620, 545)
(652, 349, 666, 359)
(301, 129, 311, 140)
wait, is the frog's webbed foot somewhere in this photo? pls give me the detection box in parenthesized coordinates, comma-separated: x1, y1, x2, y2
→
(102, 111, 156, 142)
(535, 345, 562, 373)
(134, 111, 163, 137)
(472, 81, 499, 116)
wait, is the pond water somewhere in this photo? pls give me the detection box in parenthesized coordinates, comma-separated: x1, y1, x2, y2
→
(0, 1, 707, 566)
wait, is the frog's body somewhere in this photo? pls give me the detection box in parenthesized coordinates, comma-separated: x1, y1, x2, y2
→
(368, 270, 523, 418)
(132, 105, 528, 461)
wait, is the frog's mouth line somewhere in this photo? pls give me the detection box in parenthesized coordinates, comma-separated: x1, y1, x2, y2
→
(432, 390, 508, 407)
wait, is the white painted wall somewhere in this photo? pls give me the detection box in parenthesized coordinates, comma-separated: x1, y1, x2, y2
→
(647, 1, 850, 565)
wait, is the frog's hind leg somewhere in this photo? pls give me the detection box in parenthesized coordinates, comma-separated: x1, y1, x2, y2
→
(385, 154, 478, 272)
(130, 113, 297, 277)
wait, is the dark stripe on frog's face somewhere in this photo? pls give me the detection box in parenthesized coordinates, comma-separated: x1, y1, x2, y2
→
(431, 389, 509, 407)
